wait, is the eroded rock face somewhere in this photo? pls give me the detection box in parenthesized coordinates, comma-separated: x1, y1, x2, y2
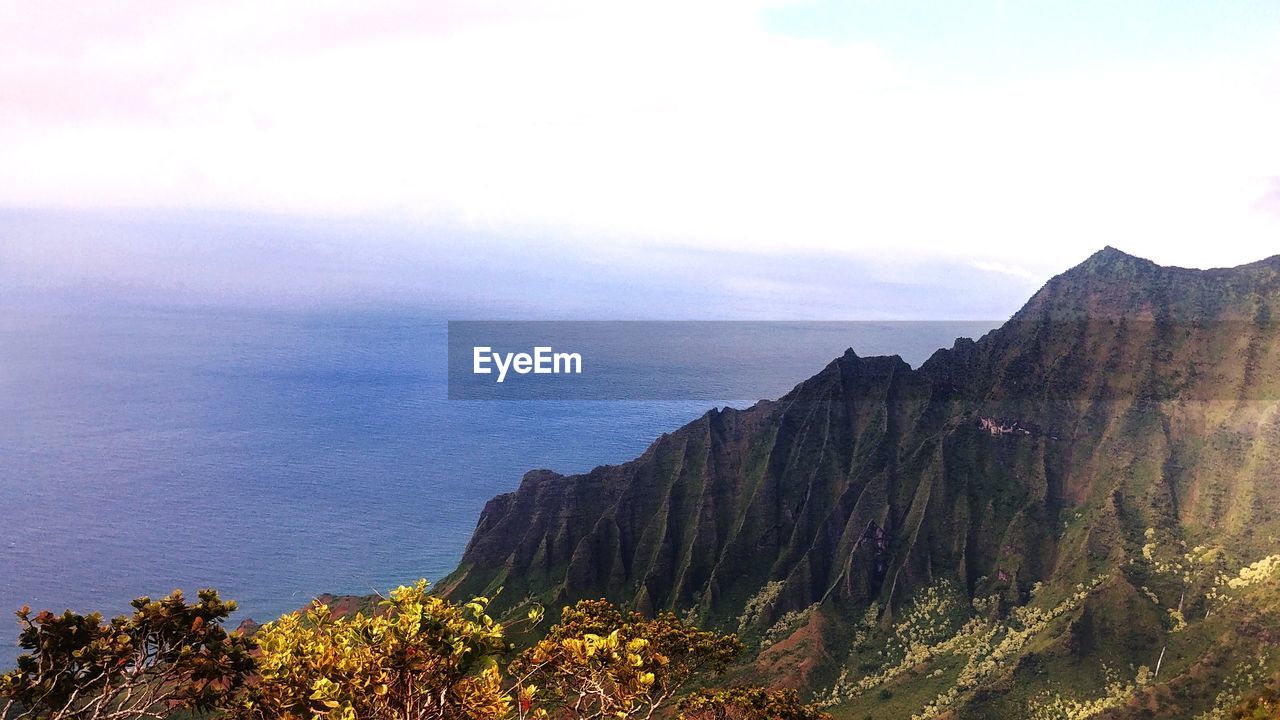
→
(439, 248, 1280, 715)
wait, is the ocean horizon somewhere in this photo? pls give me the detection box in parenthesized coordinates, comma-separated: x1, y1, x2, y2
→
(0, 302, 993, 662)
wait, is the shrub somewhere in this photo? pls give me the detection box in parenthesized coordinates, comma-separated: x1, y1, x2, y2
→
(509, 599, 743, 719)
(0, 589, 254, 720)
(4, 584, 757, 720)
(677, 686, 831, 720)
(234, 580, 520, 720)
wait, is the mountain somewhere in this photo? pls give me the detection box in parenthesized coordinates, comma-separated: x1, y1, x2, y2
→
(440, 248, 1280, 719)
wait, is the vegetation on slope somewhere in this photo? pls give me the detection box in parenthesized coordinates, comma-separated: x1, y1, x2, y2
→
(439, 248, 1280, 718)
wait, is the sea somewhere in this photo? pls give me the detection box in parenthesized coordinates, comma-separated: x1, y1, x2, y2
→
(0, 303, 996, 663)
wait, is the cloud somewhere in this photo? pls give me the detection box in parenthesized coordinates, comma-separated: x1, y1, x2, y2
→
(2, 1, 1280, 275)
(969, 261, 1040, 282)
(0, 208, 1043, 319)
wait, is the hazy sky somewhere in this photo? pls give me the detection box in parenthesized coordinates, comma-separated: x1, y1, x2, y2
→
(3, 1, 1280, 312)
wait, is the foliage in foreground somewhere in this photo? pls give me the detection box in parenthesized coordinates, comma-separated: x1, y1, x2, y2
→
(510, 599, 743, 720)
(2, 582, 829, 720)
(0, 590, 254, 720)
(677, 687, 831, 720)
(238, 581, 515, 720)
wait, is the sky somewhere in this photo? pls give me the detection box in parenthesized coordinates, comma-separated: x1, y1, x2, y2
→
(3, 0, 1280, 315)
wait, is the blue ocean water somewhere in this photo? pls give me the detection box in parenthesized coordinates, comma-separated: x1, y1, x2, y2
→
(0, 305, 994, 663)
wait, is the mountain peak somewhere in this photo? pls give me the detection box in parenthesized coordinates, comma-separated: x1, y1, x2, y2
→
(1070, 245, 1156, 275)
(1005, 246, 1187, 322)
(1016, 246, 1280, 323)
(1085, 244, 1131, 263)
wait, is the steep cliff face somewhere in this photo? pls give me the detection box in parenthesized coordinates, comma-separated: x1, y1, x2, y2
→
(441, 248, 1280, 718)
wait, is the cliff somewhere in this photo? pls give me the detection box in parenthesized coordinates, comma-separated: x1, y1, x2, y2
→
(441, 247, 1280, 718)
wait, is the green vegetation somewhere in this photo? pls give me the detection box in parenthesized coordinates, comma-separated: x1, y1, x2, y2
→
(2, 582, 828, 720)
(509, 599, 742, 719)
(677, 687, 831, 720)
(0, 590, 254, 720)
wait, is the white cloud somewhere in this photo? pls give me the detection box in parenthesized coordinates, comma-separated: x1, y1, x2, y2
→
(2, 0, 1279, 276)
(969, 261, 1039, 282)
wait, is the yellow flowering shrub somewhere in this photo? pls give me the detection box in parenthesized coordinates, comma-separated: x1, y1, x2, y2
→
(677, 686, 831, 720)
(509, 599, 742, 720)
(1, 582, 801, 720)
(235, 580, 518, 720)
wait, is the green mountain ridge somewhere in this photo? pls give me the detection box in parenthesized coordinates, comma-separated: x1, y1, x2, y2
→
(440, 247, 1280, 719)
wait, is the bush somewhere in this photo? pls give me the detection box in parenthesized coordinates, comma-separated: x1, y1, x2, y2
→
(0, 589, 254, 720)
(235, 580, 519, 720)
(677, 686, 831, 720)
(509, 599, 743, 719)
(3, 583, 784, 720)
